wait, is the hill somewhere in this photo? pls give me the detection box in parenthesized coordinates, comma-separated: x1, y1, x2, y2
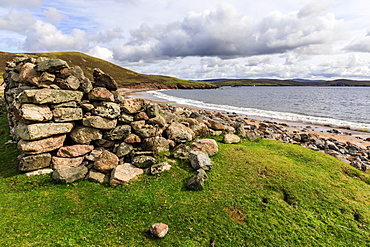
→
(1, 108, 370, 245)
(203, 78, 370, 87)
(0, 51, 216, 89)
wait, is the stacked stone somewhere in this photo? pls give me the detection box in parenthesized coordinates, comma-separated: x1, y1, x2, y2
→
(3, 56, 225, 187)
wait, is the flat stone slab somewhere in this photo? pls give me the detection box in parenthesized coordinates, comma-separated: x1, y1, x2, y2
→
(16, 122, 74, 141)
(19, 153, 52, 172)
(110, 163, 144, 186)
(52, 165, 88, 183)
(20, 104, 53, 122)
(18, 134, 66, 155)
(70, 126, 103, 144)
(56, 144, 94, 157)
(53, 107, 83, 122)
(19, 89, 83, 104)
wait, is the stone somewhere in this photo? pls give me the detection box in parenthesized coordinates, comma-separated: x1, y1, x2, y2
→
(166, 122, 195, 143)
(191, 123, 210, 137)
(83, 116, 117, 130)
(52, 101, 78, 108)
(224, 126, 235, 134)
(146, 104, 160, 118)
(93, 68, 118, 90)
(20, 104, 53, 122)
(51, 156, 84, 169)
(57, 144, 94, 157)
(38, 72, 55, 88)
(132, 155, 156, 168)
(104, 125, 131, 141)
(85, 149, 104, 162)
(207, 119, 225, 130)
(191, 139, 218, 156)
(115, 142, 134, 158)
(172, 144, 191, 160)
(135, 125, 162, 138)
(88, 87, 115, 102)
(57, 75, 80, 90)
(18, 134, 66, 155)
(93, 102, 121, 119)
(147, 115, 166, 127)
(79, 78, 93, 93)
(18, 63, 39, 86)
(19, 153, 52, 172)
(189, 151, 212, 171)
(235, 123, 246, 137)
(86, 170, 109, 184)
(223, 134, 241, 144)
(93, 149, 119, 173)
(16, 122, 74, 141)
(80, 103, 95, 111)
(247, 132, 261, 141)
(110, 163, 144, 186)
(124, 134, 141, 144)
(134, 111, 149, 121)
(150, 162, 171, 174)
(36, 59, 69, 73)
(53, 107, 83, 122)
(52, 166, 88, 183)
(121, 98, 145, 114)
(25, 168, 54, 177)
(70, 126, 103, 144)
(19, 89, 83, 104)
(142, 137, 170, 153)
(187, 169, 207, 191)
(149, 223, 169, 238)
(131, 120, 146, 131)
(118, 112, 134, 123)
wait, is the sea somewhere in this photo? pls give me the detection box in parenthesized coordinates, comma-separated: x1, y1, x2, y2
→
(132, 86, 370, 132)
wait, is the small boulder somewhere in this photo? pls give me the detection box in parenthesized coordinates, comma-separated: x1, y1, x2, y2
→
(191, 139, 218, 156)
(189, 151, 212, 171)
(166, 122, 194, 143)
(56, 144, 94, 158)
(132, 155, 156, 168)
(82, 116, 117, 130)
(88, 87, 115, 102)
(110, 163, 144, 186)
(223, 134, 241, 144)
(150, 162, 171, 174)
(52, 165, 88, 183)
(51, 156, 84, 169)
(70, 126, 102, 144)
(93, 68, 118, 90)
(86, 170, 109, 184)
(187, 169, 208, 191)
(114, 142, 134, 158)
(18, 134, 66, 155)
(18, 153, 52, 172)
(172, 144, 191, 160)
(150, 223, 168, 238)
(121, 98, 145, 114)
(93, 149, 119, 173)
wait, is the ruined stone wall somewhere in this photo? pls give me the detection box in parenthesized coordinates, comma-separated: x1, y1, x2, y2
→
(2, 56, 224, 187)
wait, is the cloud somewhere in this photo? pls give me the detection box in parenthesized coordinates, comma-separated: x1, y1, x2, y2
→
(114, 2, 343, 63)
(24, 20, 86, 51)
(0, 0, 42, 8)
(88, 46, 114, 61)
(344, 29, 370, 52)
(0, 9, 36, 32)
(43, 7, 65, 24)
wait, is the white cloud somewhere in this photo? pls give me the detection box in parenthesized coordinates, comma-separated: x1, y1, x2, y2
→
(43, 7, 65, 24)
(0, 9, 35, 32)
(114, 2, 343, 63)
(0, 0, 42, 8)
(24, 20, 86, 51)
(88, 46, 114, 61)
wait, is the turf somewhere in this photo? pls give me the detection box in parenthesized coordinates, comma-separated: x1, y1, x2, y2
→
(0, 109, 370, 246)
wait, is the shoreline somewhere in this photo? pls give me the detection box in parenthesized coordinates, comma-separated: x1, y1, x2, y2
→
(120, 87, 370, 149)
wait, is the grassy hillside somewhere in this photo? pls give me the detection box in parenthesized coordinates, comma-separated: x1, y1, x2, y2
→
(1, 109, 370, 246)
(0, 51, 215, 89)
(205, 78, 370, 87)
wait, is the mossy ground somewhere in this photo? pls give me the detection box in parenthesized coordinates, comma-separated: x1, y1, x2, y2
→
(1, 110, 370, 246)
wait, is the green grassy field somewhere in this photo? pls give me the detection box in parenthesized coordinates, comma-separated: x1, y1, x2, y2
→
(1, 109, 370, 246)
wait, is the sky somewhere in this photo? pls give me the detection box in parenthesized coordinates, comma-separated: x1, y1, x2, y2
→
(1, 0, 370, 80)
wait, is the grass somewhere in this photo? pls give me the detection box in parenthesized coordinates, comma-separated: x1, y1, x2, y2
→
(1, 110, 370, 246)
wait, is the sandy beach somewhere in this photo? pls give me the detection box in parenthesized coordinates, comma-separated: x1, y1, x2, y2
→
(119, 87, 370, 150)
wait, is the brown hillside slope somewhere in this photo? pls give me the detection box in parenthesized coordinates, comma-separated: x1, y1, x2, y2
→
(0, 51, 216, 89)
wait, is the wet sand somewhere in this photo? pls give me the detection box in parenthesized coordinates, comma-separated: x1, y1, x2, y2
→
(121, 88, 370, 149)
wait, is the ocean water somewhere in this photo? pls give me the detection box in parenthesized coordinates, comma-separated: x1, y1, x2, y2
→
(142, 86, 370, 131)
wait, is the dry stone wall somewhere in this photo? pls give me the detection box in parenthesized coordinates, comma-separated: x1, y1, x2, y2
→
(2, 56, 221, 187)
(3, 56, 370, 188)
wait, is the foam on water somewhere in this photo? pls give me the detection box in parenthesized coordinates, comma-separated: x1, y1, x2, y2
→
(148, 89, 370, 132)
